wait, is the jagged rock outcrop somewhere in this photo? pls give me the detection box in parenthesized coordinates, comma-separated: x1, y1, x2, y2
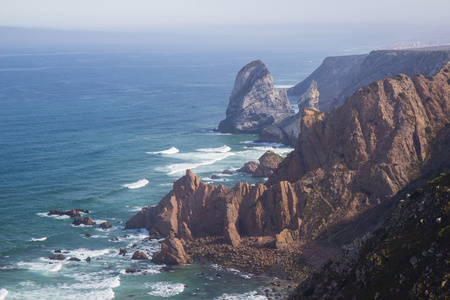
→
(258, 81, 320, 146)
(152, 236, 193, 266)
(298, 80, 319, 111)
(288, 50, 450, 112)
(127, 65, 450, 263)
(217, 60, 294, 134)
(252, 150, 284, 178)
(289, 173, 450, 299)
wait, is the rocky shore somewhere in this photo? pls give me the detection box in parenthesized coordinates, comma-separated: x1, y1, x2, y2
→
(126, 59, 450, 298)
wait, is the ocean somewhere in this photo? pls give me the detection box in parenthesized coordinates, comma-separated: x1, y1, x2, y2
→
(0, 47, 341, 299)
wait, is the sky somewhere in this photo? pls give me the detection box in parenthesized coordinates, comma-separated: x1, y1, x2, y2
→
(1, 0, 449, 32)
(0, 0, 449, 49)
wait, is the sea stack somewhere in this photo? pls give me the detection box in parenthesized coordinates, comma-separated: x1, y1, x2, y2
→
(218, 60, 294, 134)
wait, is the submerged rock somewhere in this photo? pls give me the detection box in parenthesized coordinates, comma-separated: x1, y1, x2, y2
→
(218, 60, 294, 134)
(125, 267, 137, 273)
(48, 254, 65, 260)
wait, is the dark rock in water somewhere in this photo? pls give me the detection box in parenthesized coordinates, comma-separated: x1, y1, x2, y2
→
(131, 251, 148, 260)
(125, 268, 137, 273)
(85, 233, 92, 238)
(99, 222, 112, 230)
(152, 236, 193, 266)
(119, 248, 127, 256)
(48, 254, 65, 260)
(72, 217, 96, 226)
(65, 209, 81, 218)
(237, 161, 259, 173)
(85, 257, 91, 263)
(218, 60, 294, 134)
(211, 175, 221, 180)
(47, 208, 89, 218)
(48, 209, 65, 216)
(222, 169, 233, 175)
(68, 257, 81, 262)
(252, 150, 283, 178)
(54, 249, 62, 253)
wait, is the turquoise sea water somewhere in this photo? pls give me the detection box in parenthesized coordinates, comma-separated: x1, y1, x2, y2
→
(0, 47, 337, 299)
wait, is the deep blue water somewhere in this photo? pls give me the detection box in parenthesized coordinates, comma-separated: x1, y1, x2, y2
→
(0, 47, 342, 299)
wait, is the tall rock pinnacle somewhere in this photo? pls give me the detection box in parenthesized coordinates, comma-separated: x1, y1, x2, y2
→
(218, 60, 294, 134)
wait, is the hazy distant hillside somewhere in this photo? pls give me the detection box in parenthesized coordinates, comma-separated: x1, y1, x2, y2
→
(288, 49, 450, 112)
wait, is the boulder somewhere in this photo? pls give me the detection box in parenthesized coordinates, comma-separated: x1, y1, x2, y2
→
(211, 175, 221, 180)
(218, 60, 294, 134)
(99, 222, 112, 230)
(237, 161, 259, 173)
(252, 150, 284, 178)
(119, 248, 127, 256)
(152, 237, 193, 266)
(222, 169, 233, 175)
(72, 217, 96, 226)
(131, 251, 148, 260)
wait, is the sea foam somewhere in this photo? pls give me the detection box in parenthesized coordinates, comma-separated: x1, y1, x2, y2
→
(0, 289, 8, 300)
(147, 282, 185, 297)
(146, 147, 179, 155)
(123, 179, 149, 189)
(30, 237, 47, 242)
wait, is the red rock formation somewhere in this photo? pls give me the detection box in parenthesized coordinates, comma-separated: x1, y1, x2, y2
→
(126, 66, 450, 247)
(151, 236, 193, 266)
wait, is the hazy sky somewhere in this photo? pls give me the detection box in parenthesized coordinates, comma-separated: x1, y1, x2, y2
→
(1, 0, 449, 32)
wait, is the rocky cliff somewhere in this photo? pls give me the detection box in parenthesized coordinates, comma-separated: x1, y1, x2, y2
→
(126, 65, 450, 280)
(258, 80, 320, 146)
(288, 50, 450, 113)
(217, 60, 294, 134)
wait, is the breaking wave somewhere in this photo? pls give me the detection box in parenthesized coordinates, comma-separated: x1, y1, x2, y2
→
(122, 179, 149, 189)
(196, 145, 231, 153)
(146, 147, 179, 155)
